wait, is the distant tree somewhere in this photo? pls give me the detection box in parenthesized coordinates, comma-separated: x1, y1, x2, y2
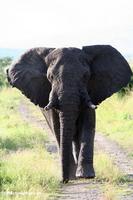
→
(0, 57, 12, 88)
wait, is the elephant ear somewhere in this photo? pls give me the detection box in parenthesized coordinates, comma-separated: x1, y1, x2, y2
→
(8, 48, 54, 108)
(82, 45, 132, 105)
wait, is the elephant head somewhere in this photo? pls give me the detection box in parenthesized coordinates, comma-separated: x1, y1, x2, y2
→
(7, 45, 132, 183)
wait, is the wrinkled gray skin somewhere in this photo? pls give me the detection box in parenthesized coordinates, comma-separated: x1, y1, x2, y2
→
(7, 45, 132, 183)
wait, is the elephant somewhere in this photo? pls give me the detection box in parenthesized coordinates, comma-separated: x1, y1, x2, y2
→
(7, 45, 132, 183)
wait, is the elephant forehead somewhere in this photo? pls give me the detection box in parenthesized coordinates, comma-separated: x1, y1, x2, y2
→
(47, 47, 83, 60)
(46, 47, 89, 76)
(53, 47, 81, 54)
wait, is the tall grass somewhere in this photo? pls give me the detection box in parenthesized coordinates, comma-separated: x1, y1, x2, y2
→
(94, 153, 123, 184)
(0, 149, 60, 193)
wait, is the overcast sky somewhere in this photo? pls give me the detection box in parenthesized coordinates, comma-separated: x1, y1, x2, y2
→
(0, 0, 133, 55)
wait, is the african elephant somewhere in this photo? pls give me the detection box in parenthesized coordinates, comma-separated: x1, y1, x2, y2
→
(7, 45, 132, 183)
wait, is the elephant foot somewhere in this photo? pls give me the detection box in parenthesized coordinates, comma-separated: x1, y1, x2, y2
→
(69, 163, 77, 180)
(61, 179, 69, 184)
(76, 164, 95, 179)
(61, 166, 76, 183)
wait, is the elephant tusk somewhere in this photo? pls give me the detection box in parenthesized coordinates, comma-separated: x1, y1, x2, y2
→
(44, 105, 50, 111)
(44, 101, 59, 111)
(88, 102, 97, 109)
(44, 102, 53, 110)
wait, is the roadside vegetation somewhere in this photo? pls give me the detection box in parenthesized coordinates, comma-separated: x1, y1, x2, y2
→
(96, 92, 133, 154)
(0, 88, 60, 200)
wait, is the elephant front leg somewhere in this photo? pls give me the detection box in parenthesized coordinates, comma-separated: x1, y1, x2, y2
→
(41, 108, 78, 181)
(68, 150, 77, 180)
(76, 108, 96, 178)
(69, 134, 80, 179)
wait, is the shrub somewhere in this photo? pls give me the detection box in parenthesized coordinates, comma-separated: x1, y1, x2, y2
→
(0, 57, 12, 88)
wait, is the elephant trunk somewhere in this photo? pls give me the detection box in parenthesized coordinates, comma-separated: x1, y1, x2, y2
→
(58, 89, 80, 182)
(59, 106, 79, 183)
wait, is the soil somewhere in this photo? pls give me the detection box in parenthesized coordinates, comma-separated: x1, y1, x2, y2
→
(19, 100, 133, 200)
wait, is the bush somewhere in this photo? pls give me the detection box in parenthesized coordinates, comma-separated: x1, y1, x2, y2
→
(0, 57, 12, 88)
(118, 74, 133, 98)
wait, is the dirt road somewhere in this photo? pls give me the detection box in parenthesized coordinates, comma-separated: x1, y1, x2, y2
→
(19, 100, 133, 200)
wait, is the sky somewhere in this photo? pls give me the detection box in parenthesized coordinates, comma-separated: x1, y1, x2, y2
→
(0, 0, 133, 55)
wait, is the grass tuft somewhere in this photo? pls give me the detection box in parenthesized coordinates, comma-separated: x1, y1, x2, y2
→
(102, 184, 121, 200)
(94, 153, 123, 184)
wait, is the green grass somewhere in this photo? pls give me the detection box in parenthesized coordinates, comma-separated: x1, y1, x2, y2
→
(0, 88, 60, 199)
(94, 153, 123, 184)
(96, 93, 133, 153)
(0, 149, 60, 193)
